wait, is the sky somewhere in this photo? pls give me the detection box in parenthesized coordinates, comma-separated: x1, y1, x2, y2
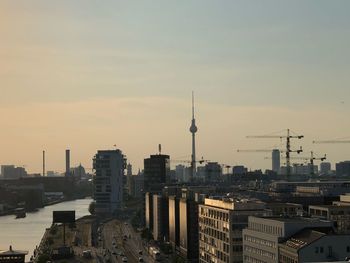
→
(1, 0, 350, 174)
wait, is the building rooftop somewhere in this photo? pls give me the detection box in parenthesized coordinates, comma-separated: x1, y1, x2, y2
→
(0, 246, 28, 256)
(252, 216, 331, 224)
(281, 228, 333, 251)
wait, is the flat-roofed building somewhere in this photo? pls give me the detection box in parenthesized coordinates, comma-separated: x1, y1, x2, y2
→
(152, 194, 169, 242)
(199, 198, 269, 263)
(179, 198, 199, 262)
(309, 204, 350, 234)
(243, 216, 333, 263)
(0, 246, 28, 263)
(93, 149, 126, 214)
(169, 196, 180, 249)
(266, 203, 304, 217)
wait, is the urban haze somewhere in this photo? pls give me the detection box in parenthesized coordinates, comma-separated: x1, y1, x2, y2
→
(1, 1, 350, 263)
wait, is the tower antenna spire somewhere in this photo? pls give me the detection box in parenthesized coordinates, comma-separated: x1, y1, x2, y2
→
(192, 91, 195, 119)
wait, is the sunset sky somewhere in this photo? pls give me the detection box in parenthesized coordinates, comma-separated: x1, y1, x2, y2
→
(1, 1, 350, 173)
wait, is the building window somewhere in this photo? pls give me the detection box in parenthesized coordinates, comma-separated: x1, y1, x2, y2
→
(328, 246, 333, 257)
(315, 247, 319, 254)
(347, 246, 350, 253)
(320, 247, 324, 253)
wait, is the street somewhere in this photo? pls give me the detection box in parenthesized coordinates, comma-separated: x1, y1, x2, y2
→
(100, 219, 155, 263)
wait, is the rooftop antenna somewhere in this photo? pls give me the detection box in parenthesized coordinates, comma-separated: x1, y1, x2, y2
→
(158, 144, 162, 155)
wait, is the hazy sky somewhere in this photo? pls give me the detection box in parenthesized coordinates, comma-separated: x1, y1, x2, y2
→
(1, 1, 350, 174)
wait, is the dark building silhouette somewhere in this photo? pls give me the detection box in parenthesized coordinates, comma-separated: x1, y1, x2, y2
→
(336, 161, 350, 177)
(143, 154, 170, 191)
(0, 246, 27, 263)
(168, 196, 180, 249)
(179, 198, 199, 262)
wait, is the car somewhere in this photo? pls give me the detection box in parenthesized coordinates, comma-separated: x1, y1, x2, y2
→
(122, 257, 128, 262)
(112, 251, 117, 255)
(138, 257, 144, 262)
(138, 250, 143, 255)
(124, 222, 128, 225)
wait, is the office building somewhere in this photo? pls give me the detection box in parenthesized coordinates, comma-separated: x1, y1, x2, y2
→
(1, 165, 27, 179)
(232, 166, 248, 176)
(199, 198, 268, 263)
(179, 198, 199, 262)
(272, 149, 280, 173)
(175, 165, 192, 183)
(152, 194, 169, 242)
(336, 161, 350, 177)
(309, 204, 350, 233)
(145, 192, 154, 230)
(320, 162, 331, 175)
(169, 196, 180, 249)
(93, 149, 126, 214)
(266, 203, 304, 217)
(144, 154, 170, 191)
(203, 162, 222, 182)
(243, 216, 333, 263)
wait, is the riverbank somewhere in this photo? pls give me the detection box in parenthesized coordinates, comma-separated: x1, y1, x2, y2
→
(0, 196, 92, 217)
(33, 215, 98, 263)
(0, 198, 92, 262)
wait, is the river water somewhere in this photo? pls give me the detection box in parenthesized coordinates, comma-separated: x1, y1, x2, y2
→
(0, 198, 92, 260)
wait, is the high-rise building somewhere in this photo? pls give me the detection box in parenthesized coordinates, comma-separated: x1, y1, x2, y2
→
(336, 161, 350, 177)
(203, 162, 222, 182)
(169, 196, 180, 250)
(143, 154, 170, 191)
(126, 163, 132, 176)
(179, 198, 199, 262)
(93, 149, 126, 214)
(272, 149, 280, 173)
(320, 162, 331, 175)
(152, 194, 169, 242)
(199, 198, 268, 263)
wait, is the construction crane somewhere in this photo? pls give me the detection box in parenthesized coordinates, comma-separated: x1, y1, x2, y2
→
(313, 139, 350, 144)
(246, 129, 304, 177)
(264, 151, 326, 176)
(171, 157, 209, 165)
(237, 149, 284, 153)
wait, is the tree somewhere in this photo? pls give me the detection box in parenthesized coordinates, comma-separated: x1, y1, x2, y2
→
(37, 253, 50, 263)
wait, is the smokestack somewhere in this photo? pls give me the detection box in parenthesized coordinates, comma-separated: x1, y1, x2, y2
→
(43, 150, 45, 176)
(65, 149, 70, 177)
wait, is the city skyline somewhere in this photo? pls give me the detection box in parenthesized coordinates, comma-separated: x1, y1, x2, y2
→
(1, 1, 350, 173)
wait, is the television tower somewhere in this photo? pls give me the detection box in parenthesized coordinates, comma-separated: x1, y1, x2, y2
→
(189, 91, 198, 179)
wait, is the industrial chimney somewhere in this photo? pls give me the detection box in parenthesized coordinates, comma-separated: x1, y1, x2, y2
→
(65, 149, 70, 177)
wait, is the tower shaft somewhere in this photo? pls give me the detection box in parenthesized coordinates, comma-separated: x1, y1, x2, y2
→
(189, 92, 198, 179)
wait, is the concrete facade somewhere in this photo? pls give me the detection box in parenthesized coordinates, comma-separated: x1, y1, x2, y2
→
(93, 149, 126, 214)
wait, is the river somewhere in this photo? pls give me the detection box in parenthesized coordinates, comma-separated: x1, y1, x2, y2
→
(0, 198, 92, 260)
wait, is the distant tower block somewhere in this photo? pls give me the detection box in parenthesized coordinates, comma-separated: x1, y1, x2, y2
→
(189, 92, 198, 179)
(65, 149, 70, 176)
(272, 149, 280, 173)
